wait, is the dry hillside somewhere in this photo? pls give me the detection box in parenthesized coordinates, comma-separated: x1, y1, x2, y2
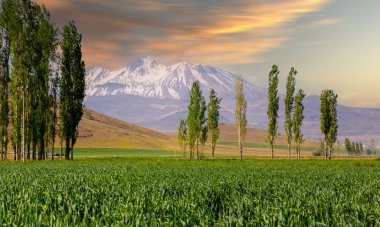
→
(75, 109, 176, 149)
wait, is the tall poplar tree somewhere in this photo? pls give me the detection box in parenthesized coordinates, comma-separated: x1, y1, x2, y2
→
(1, 0, 57, 161)
(284, 67, 296, 159)
(320, 89, 338, 159)
(187, 81, 207, 160)
(267, 65, 280, 159)
(0, 29, 10, 160)
(293, 89, 305, 159)
(235, 76, 247, 160)
(344, 138, 352, 155)
(177, 119, 187, 159)
(48, 73, 59, 160)
(207, 89, 221, 158)
(60, 21, 86, 160)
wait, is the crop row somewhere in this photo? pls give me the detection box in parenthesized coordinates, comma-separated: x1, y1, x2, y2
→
(0, 159, 379, 225)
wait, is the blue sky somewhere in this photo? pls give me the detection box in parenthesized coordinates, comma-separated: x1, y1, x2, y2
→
(36, 0, 380, 107)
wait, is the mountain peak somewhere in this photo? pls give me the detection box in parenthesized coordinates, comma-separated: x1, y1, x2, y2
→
(86, 57, 264, 100)
(128, 56, 159, 71)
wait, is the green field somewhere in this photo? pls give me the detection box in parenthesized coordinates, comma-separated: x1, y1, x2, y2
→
(0, 158, 380, 225)
(218, 141, 319, 151)
(71, 148, 180, 157)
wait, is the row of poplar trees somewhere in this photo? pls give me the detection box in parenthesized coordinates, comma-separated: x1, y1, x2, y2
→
(235, 65, 338, 159)
(344, 138, 364, 156)
(0, 0, 86, 161)
(178, 81, 222, 160)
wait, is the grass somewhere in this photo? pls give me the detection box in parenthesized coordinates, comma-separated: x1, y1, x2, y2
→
(0, 158, 380, 225)
(218, 141, 318, 151)
(69, 148, 180, 157)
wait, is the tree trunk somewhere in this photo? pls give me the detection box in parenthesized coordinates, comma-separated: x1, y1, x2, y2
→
(212, 143, 215, 158)
(288, 143, 291, 159)
(27, 143, 30, 160)
(41, 140, 45, 161)
(60, 143, 62, 160)
(22, 90, 25, 163)
(196, 139, 199, 160)
(17, 146, 21, 161)
(65, 137, 70, 160)
(329, 145, 332, 160)
(32, 144, 36, 160)
(297, 144, 300, 160)
(240, 141, 243, 160)
(271, 146, 274, 159)
(238, 127, 242, 160)
(71, 138, 74, 160)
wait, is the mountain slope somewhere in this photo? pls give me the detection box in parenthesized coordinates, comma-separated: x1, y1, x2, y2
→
(86, 57, 266, 101)
(85, 57, 380, 141)
(75, 108, 175, 149)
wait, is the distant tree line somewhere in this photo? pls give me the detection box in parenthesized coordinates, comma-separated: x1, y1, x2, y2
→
(0, 0, 85, 161)
(344, 138, 378, 156)
(178, 64, 341, 160)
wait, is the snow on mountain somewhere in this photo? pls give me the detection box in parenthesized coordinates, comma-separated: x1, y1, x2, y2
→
(86, 57, 265, 101)
(85, 57, 380, 140)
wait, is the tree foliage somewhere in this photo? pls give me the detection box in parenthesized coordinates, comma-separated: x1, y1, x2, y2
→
(1, 0, 58, 161)
(177, 119, 187, 159)
(267, 65, 280, 159)
(293, 89, 305, 159)
(345, 138, 352, 155)
(60, 21, 86, 160)
(0, 27, 10, 160)
(235, 76, 247, 160)
(187, 81, 207, 160)
(284, 67, 297, 159)
(320, 89, 338, 159)
(207, 89, 221, 158)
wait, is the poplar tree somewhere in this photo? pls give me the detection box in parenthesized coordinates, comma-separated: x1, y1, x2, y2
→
(293, 89, 305, 159)
(177, 119, 187, 159)
(267, 65, 280, 159)
(60, 21, 86, 160)
(187, 81, 207, 160)
(359, 143, 363, 154)
(344, 138, 351, 155)
(0, 29, 10, 160)
(197, 93, 207, 160)
(355, 142, 360, 156)
(351, 141, 357, 155)
(320, 89, 338, 159)
(207, 89, 221, 158)
(284, 67, 296, 159)
(48, 73, 59, 160)
(235, 76, 247, 160)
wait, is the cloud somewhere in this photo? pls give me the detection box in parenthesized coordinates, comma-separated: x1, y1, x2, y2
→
(35, 0, 331, 69)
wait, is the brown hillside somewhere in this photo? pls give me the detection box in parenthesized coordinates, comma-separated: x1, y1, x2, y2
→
(75, 109, 175, 149)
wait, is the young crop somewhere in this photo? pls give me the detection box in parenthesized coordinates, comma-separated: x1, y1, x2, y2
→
(0, 159, 379, 225)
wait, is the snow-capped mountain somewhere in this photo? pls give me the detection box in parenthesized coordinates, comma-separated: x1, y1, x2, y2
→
(86, 56, 266, 101)
(85, 57, 380, 140)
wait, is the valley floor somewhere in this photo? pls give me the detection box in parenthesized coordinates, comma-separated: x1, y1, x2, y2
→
(0, 158, 379, 225)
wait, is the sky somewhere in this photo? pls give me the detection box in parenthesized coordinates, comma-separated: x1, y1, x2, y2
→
(34, 0, 380, 107)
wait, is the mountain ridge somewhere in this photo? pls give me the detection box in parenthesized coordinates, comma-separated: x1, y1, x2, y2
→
(85, 57, 380, 141)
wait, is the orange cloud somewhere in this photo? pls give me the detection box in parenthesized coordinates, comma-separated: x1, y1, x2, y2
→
(34, 0, 71, 9)
(34, 0, 332, 69)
